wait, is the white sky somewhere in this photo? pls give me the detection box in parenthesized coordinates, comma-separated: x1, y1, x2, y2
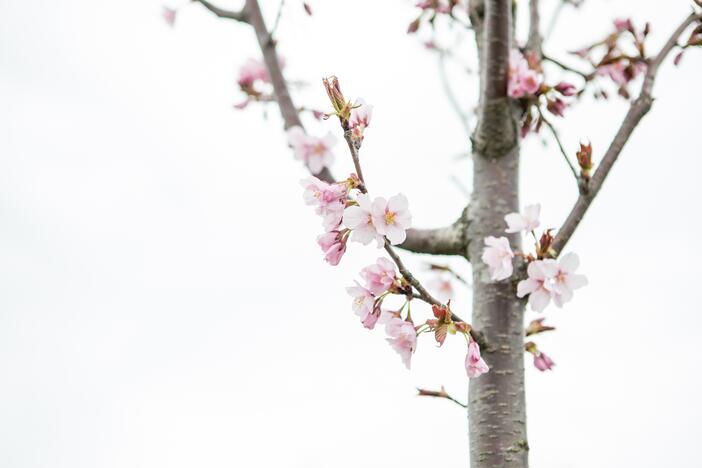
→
(1, 1, 701, 467)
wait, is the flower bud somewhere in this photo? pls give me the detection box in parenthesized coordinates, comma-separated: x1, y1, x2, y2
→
(554, 81, 577, 97)
(322, 76, 352, 128)
(576, 142, 593, 179)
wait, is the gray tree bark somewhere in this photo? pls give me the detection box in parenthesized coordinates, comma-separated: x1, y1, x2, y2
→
(467, 0, 528, 466)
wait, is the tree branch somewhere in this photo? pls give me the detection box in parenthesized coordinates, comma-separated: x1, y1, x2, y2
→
(337, 130, 485, 347)
(197, 0, 466, 257)
(552, 12, 702, 255)
(417, 386, 467, 408)
(527, 0, 543, 55)
(399, 210, 469, 257)
(192, 0, 248, 22)
(542, 54, 591, 80)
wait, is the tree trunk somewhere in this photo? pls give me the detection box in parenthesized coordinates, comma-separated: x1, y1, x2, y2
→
(466, 0, 528, 466)
(467, 148, 527, 467)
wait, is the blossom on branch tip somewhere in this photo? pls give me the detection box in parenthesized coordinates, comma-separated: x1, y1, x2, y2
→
(385, 316, 417, 369)
(481, 236, 514, 281)
(465, 341, 489, 378)
(508, 50, 541, 99)
(343, 193, 383, 246)
(360, 257, 397, 295)
(370, 194, 413, 245)
(505, 204, 541, 233)
(287, 126, 336, 175)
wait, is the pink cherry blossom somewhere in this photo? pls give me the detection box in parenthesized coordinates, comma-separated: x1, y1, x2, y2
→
(346, 282, 379, 329)
(343, 193, 384, 246)
(162, 6, 177, 27)
(370, 194, 413, 245)
(349, 99, 373, 134)
(385, 317, 417, 369)
(481, 236, 515, 281)
(317, 230, 348, 266)
(550, 253, 588, 307)
(237, 58, 269, 87)
(300, 176, 347, 231)
(533, 352, 555, 371)
(287, 126, 336, 175)
(465, 341, 489, 378)
(508, 50, 541, 98)
(360, 257, 397, 295)
(505, 204, 541, 233)
(597, 60, 646, 87)
(516, 259, 559, 312)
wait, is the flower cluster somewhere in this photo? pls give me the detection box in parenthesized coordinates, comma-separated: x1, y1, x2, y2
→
(300, 175, 354, 265)
(346, 259, 419, 367)
(573, 18, 650, 99)
(481, 205, 587, 371)
(288, 127, 337, 175)
(516, 253, 588, 312)
(299, 79, 486, 379)
(507, 49, 577, 136)
(508, 50, 541, 99)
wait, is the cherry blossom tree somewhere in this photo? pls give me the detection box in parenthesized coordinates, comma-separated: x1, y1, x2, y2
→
(162, 0, 702, 466)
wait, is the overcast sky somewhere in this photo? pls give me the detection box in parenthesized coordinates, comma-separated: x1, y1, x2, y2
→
(1, 1, 701, 467)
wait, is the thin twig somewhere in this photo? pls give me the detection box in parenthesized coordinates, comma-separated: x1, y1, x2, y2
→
(552, 12, 702, 255)
(267, 0, 286, 43)
(542, 54, 591, 80)
(417, 387, 468, 408)
(192, 0, 248, 22)
(536, 107, 580, 182)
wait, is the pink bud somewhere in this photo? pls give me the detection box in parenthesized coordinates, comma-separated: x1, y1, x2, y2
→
(533, 352, 555, 371)
(674, 51, 684, 67)
(613, 18, 633, 32)
(546, 97, 566, 117)
(555, 81, 577, 96)
(317, 231, 347, 266)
